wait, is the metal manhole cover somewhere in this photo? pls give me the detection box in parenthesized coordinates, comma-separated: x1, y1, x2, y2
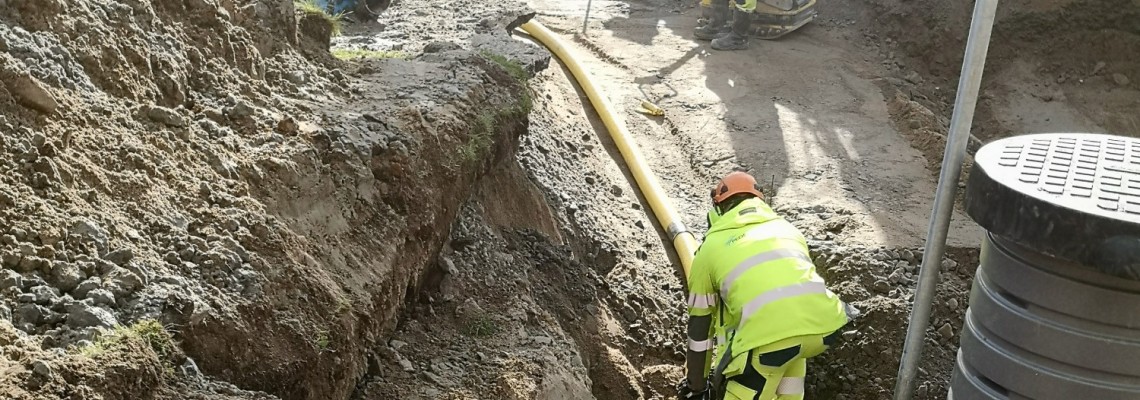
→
(965, 133, 1140, 277)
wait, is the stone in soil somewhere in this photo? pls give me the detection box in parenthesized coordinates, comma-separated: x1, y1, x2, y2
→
(50, 261, 85, 293)
(441, 257, 456, 274)
(4, 72, 59, 114)
(456, 298, 483, 316)
(65, 302, 117, 329)
(1, 269, 23, 289)
(226, 100, 256, 119)
(422, 371, 457, 387)
(1113, 73, 1130, 86)
(86, 289, 115, 306)
(940, 258, 957, 271)
(147, 106, 186, 127)
(17, 256, 48, 273)
(72, 277, 101, 299)
(0, 252, 18, 270)
(31, 360, 52, 379)
(70, 219, 109, 253)
(389, 339, 408, 351)
(888, 268, 904, 284)
(15, 304, 50, 326)
(397, 353, 415, 372)
(938, 323, 955, 340)
(102, 248, 134, 266)
(873, 280, 891, 294)
(30, 286, 59, 305)
(1093, 61, 1107, 75)
(103, 267, 143, 298)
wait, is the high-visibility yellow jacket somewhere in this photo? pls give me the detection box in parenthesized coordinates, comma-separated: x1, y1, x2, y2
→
(687, 197, 848, 376)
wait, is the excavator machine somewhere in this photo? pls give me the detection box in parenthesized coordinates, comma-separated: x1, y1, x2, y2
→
(751, 0, 817, 39)
(698, 0, 817, 40)
(312, 0, 392, 22)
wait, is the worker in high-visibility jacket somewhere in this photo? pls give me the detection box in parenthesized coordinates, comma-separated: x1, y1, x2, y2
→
(677, 171, 851, 400)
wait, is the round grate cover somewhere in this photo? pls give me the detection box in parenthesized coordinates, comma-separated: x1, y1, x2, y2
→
(965, 133, 1140, 279)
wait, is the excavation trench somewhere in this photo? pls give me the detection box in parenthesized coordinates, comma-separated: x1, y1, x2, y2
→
(351, 65, 692, 398)
(352, 71, 986, 398)
(350, 18, 986, 397)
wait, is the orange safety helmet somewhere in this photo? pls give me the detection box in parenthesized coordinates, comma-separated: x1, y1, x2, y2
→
(710, 171, 764, 204)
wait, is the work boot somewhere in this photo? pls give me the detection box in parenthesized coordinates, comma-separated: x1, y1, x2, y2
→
(696, 2, 712, 27)
(711, 8, 752, 50)
(693, 1, 731, 41)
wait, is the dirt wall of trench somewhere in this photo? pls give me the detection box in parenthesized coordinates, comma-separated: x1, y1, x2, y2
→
(0, 0, 546, 399)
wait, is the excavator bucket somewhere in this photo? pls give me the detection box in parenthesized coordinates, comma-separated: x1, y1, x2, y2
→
(750, 0, 817, 40)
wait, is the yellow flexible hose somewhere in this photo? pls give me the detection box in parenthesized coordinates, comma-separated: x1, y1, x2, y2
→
(520, 21, 700, 278)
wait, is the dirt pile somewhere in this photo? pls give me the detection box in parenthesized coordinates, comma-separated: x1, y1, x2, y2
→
(802, 238, 977, 399)
(841, 0, 1140, 146)
(816, 0, 1139, 396)
(0, 319, 275, 399)
(0, 0, 545, 398)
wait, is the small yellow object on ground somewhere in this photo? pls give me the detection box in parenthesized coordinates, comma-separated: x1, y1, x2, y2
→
(638, 99, 665, 116)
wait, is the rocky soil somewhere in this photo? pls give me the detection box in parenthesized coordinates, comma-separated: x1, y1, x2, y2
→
(834, 0, 1140, 164)
(1, 0, 544, 398)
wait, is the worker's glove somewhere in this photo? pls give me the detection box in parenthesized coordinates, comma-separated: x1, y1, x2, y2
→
(675, 378, 711, 400)
(843, 301, 862, 323)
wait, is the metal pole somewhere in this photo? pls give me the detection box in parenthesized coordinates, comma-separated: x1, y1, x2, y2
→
(583, 0, 594, 34)
(892, 0, 999, 398)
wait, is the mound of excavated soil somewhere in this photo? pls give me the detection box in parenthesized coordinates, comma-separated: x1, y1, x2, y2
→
(805, 239, 978, 399)
(0, 0, 544, 398)
(821, 0, 1138, 396)
(843, 0, 1140, 148)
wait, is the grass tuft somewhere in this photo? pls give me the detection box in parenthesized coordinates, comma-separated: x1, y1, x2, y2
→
(459, 113, 497, 163)
(294, 0, 345, 37)
(479, 51, 534, 117)
(454, 51, 535, 165)
(314, 329, 331, 351)
(462, 314, 499, 337)
(479, 51, 529, 83)
(335, 296, 353, 314)
(79, 320, 175, 362)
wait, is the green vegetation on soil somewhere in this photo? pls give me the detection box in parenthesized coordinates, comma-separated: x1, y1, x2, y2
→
(79, 320, 176, 363)
(295, 0, 345, 36)
(458, 51, 535, 164)
(462, 314, 499, 337)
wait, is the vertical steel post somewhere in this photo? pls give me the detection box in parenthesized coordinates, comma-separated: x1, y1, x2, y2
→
(892, 0, 1000, 398)
(583, 0, 594, 34)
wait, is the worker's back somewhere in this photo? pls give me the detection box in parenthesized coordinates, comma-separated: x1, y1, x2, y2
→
(693, 197, 848, 356)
